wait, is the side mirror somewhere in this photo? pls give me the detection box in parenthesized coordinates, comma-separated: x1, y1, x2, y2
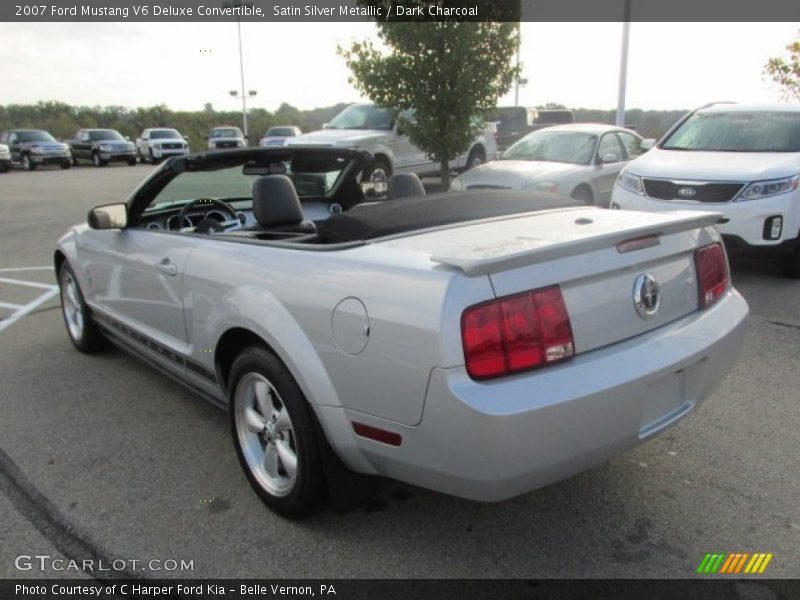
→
(183, 135, 189, 141)
(125, 136, 131, 141)
(322, 123, 329, 129)
(88, 203, 128, 230)
(600, 152, 619, 164)
(640, 138, 656, 151)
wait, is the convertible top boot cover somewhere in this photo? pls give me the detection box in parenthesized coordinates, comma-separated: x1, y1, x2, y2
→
(319, 190, 580, 243)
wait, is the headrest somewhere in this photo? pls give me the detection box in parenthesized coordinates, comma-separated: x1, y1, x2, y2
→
(387, 173, 425, 200)
(252, 175, 304, 227)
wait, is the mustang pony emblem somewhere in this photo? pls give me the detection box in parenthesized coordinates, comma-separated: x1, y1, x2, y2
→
(633, 274, 661, 319)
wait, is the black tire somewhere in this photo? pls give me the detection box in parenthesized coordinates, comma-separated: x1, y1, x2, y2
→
(92, 152, 107, 168)
(72, 155, 79, 166)
(21, 153, 35, 171)
(571, 185, 594, 206)
(0, 163, 8, 174)
(127, 158, 137, 166)
(61, 161, 71, 170)
(777, 242, 800, 279)
(465, 147, 486, 170)
(361, 158, 391, 184)
(229, 346, 324, 518)
(149, 149, 161, 166)
(58, 262, 110, 353)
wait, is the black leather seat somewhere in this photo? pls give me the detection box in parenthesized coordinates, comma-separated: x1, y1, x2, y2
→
(250, 175, 316, 234)
(387, 173, 426, 200)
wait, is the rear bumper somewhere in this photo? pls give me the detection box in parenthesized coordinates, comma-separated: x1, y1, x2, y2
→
(345, 289, 748, 502)
(722, 234, 798, 259)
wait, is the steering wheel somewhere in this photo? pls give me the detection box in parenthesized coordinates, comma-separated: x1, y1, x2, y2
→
(175, 198, 240, 234)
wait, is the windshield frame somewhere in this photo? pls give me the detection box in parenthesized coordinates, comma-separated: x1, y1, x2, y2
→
(149, 129, 182, 140)
(327, 104, 397, 131)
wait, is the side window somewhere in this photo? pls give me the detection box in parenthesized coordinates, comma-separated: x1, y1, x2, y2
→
(0, 132, 7, 144)
(596, 133, 625, 163)
(618, 131, 644, 160)
(79, 131, 89, 142)
(8, 133, 17, 145)
(141, 131, 148, 140)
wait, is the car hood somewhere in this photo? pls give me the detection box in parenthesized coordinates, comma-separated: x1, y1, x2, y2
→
(211, 137, 242, 142)
(288, 128, 389, 146)
(95, 140, 134, 147)
(455, 160, 579, 189)
(151, 138, 185, 144)
(626, 147, 800, 182)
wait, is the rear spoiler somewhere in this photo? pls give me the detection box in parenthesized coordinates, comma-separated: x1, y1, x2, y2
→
(431, 210, 723, 276)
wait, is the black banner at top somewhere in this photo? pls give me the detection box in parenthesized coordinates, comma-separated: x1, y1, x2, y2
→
(2, 0, 799, 22)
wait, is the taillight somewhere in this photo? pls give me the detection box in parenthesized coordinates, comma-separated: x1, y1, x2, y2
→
(461, 285, 574, 380)
(695, 242, 729, 308)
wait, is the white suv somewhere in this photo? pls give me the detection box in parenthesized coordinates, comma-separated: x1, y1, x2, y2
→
(611, 103, 800, 277)
(136, 128, 190, 164)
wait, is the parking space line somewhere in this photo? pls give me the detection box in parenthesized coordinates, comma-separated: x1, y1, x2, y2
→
(0, 267, 60, 334)
(0, 301, 25, 310)
(0, 277, 56, 290)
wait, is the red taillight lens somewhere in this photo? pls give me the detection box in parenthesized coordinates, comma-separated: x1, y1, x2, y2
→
(462, 286, 574, 380)
(695, 242, 729, 308)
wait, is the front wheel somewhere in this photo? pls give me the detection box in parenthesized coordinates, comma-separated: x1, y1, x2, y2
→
(59, 263, 109, 353)
(778, 242, 800, 279)
(21, 154, 35, 171)
(570, 185, 594, 206)
(92, 152, 107, 168)
(149, 149, 161, 165)
(127, 158, 137, 166)
(230, 347, 324, 518)
(61, 161, 71, 170)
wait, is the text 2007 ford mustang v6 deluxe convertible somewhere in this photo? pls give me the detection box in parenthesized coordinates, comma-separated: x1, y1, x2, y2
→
(55, 147, 748, 517)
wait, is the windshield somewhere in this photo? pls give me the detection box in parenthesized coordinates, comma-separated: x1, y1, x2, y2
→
(503, 131, 598, 164)
(211, 128, 240, 138)
(17, 131, 56, 143)
(150, 129, 181, 140)
(662, 111, 800, 152)
(89, 130, 124, 141)
(266, 127, 296, 137)
(327, 105, 396, 130)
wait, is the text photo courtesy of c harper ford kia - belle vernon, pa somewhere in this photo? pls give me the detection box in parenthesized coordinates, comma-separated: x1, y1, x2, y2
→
(0, 1, 799, 599)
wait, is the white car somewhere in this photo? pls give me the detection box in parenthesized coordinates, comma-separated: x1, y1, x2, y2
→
(208, 126, 246, 150)
(287, 103, 496, 182)
(450, 124, 652, 206)
(136, 128, 190, 164)
(612, 103, 800, 277)
(259, 125, 301, 147)
(0, 143, 9, 173)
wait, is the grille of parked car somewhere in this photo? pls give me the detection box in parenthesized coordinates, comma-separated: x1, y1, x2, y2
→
(215, 141, 238, 148)
(643, 179, 744, 203)
(162, 143, 183, 150)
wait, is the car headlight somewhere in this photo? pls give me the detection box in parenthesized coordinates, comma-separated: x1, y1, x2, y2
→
(154, 143, 162, 149)
(617, 170, 644, 195)
(737, 175, 799, 201)
(526, 181, 559, 193)
(449, 177, 464, 191)
(99, 144, 112, 152)
(30, 147, 44, 154)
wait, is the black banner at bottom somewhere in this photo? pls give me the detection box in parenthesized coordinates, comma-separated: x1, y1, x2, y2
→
(3, 579, 800, 600)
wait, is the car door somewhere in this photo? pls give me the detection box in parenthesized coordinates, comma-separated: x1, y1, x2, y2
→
(617, 130, 646, 163)
(77, 227, 196, 375)
(591, 132, 627, 206)
(75, 131, 90, 159)
(7, 132, 21, 164)
(137, 131, 149, 156)
(392, 110, 432, 174)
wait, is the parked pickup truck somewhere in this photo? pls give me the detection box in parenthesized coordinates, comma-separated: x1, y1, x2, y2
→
(287, 103, 496, 183)
(0, 129, 71, 171)
(0, 144, 9, 173)
(69, 129, 137, 167)
(135, 128, 190, 164)
(488, 106, 575, 151)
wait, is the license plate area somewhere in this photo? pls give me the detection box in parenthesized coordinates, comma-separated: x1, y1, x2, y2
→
(639, 366, 693, 438)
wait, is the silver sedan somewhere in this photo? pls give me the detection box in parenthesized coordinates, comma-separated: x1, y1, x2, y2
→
(450, 123, 653, 207)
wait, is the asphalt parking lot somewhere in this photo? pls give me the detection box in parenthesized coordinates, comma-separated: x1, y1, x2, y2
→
(0, 164, 798, 580)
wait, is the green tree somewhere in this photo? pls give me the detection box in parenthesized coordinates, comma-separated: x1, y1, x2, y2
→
(764, 33, 800, 101)
(340, 20, 520, 188)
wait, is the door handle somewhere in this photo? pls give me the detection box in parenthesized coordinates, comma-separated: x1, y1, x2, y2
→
(157, 259, 178, 276)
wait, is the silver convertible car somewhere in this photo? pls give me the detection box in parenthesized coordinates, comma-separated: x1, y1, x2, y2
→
(55, 146, 748, 517)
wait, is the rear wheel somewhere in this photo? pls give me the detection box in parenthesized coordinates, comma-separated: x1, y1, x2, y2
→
(61, 160, 71, 170)
(571, 185, 594, 206)
(465, 147, 486, 170)
(229, 346, 324, 518)
(362, 158, 391, 184)
(59, 262, 109, 353)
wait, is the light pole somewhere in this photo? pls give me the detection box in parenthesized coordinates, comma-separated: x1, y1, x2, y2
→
(615, 0, 632, 127)
(223, 0, 255, 142)
(513, 24, 528, 106)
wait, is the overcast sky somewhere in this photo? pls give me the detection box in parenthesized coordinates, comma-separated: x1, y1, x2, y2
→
(0, 22, 798, 112)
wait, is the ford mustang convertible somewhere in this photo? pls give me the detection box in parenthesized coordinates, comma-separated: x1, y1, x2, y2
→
(55, 146, 748, 517)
